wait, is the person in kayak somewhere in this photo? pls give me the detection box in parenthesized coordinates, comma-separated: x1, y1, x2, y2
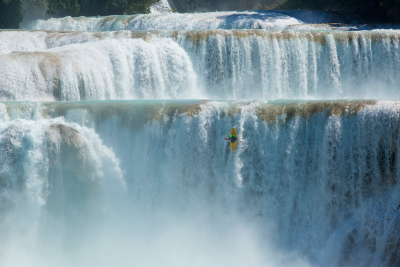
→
(228, 134, 237, 143)
(224, 132, 243, 143)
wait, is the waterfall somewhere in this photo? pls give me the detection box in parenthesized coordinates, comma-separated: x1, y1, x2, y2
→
(1, 30, 400, 101)
(1, 10, 400, 267)
(21, 11, 313, 31)
(1, 100, 400, 266)
(150, 0, 174, 14)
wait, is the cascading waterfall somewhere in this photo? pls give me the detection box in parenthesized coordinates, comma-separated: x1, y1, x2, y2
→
(1, 9, 400, 267)
(0, 36, 198, 101)
(0, 102, 124, 266)
(1, 30, 400, 101)
(22, 10, 342, 32)
(150, 0, 174, 14)
(1, 100, 400, 266)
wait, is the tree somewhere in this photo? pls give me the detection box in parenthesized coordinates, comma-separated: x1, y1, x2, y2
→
(125, 0, 158, 14)
(0, 0, 24, 29)
(29, 0, 80, 15)
(381, 0, 400, 23)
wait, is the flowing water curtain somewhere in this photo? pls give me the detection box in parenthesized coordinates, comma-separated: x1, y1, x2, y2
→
(54, 100, 400, 266)
(177, 30, 400, 100)
(0, 36, 197, 101)
(2, 100, 400, 265)
(1, 30, 400, 101)
(0, 102, 125, 258)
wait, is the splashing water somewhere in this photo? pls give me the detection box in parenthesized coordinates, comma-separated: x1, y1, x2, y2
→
(1, 100, 400, 266)
(150, 0, 174, 14)
(2, 8, 400, 267)
(1, 30, 400, 101)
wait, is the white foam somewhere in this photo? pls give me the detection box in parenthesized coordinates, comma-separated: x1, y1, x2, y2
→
(1, 30, 400, 101)
(1, 100, 400, 266)
(22, 11, 307, 31)
(150, 0, 174, 14)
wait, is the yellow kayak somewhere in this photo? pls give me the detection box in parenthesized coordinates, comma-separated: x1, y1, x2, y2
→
(230, 127, 237, 151)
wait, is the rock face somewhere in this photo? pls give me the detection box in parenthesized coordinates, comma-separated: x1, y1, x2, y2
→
(46, 124, 99, 245)
(47, 124, 87, 180)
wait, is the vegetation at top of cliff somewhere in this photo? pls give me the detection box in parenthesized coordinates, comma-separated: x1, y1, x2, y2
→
(380, 0, 400, 23)
(0, 0, 24, 29)
(172, 0, 276, 12)
(1, 0, 400, 29)
(269, 0, 400, 23)
(28, 0, 158, 16)
(172, 0, 400, 23)
(0, 0, 157, 29)
(29, 0, 80, 16)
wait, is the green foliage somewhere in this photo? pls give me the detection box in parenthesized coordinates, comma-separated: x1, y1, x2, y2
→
(28, 0, 80, 15)
(172, 0, 278, 13)
(47, 0, 80, 15)
(172, 0, 400, 24)
(381, 0, 400, 23)
(173, 0, 200, 12)
(172, 0, 241, 13)
(0, 0, 159, 29)
(270, 0, 394, 23)
(28, 0, 157, 17)
(75, 0, 157, 16)
(3, 0, 400, 29)
(125, 0, 158, 14)
(0, 0, 24, 29)
(77, 0, 127, 16)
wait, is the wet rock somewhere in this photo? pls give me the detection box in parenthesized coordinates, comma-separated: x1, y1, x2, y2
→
(47, 123, 86, 180)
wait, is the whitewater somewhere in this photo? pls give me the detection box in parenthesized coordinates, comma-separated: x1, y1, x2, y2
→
(1, 7, 400, 267)
(1, 29, 400, 101)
